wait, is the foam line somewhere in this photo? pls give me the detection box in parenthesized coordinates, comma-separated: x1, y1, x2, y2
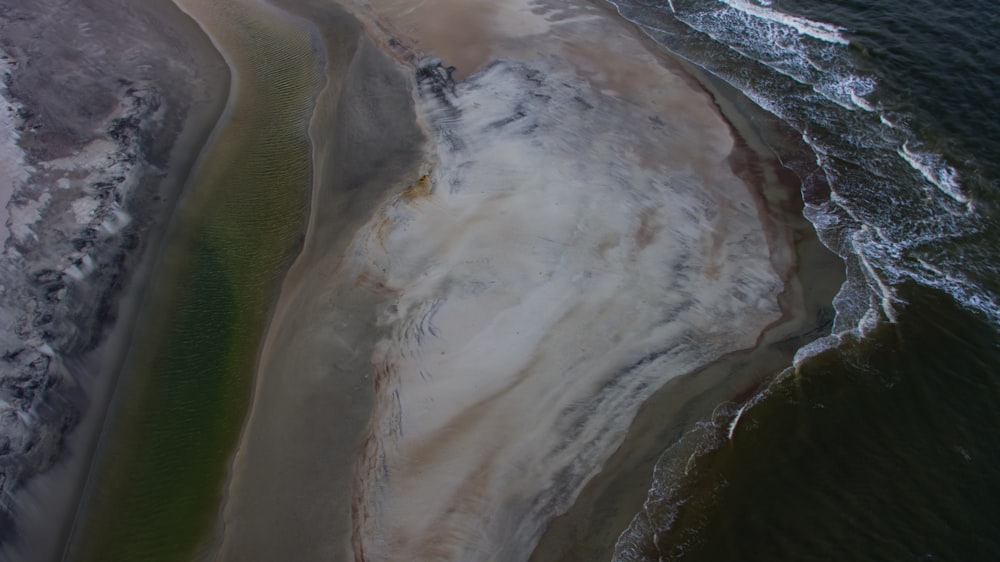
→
(718, 0, 849, 45)
(898, 142, 968, 205)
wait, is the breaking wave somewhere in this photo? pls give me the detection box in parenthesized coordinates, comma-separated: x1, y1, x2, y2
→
(603, 0, 1000, 557)
(606, 0, 998, 336)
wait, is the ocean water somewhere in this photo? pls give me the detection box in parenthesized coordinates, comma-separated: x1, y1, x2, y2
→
(608, 0, 1000, 559)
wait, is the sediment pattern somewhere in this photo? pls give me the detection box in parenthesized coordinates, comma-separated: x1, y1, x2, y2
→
(0, 0, 835, 559)
(349, 52, 783, 560)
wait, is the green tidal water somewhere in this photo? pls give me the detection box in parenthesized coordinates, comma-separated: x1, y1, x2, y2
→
(67, 3, 319, 560)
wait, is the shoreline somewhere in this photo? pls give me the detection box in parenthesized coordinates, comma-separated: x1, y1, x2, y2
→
(0, 0, 230, 559)
(214, 0, 845, 560)
(529, 59, 844, 560)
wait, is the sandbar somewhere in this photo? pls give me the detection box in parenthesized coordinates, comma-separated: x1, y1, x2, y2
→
(216, 0, 840, 561)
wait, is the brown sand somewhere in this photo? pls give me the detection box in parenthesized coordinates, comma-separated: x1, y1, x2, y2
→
(330, 1, 797, 559)
(529, 63, 844, 561)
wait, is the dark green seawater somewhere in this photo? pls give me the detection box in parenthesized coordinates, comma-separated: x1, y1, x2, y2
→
(608, 0, 1000, 559)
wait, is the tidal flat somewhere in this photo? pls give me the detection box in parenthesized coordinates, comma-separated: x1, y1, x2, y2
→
(62, 0, 319, 560)
(213, 0, 840, 561)
(7, 0, 841, 560)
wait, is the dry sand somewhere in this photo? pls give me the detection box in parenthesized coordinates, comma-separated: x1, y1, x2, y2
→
(214, 1, 838, 561)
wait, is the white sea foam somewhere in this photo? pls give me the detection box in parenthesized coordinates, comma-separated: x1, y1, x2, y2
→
(606, 0, 1000, 555)
(849, 91, 875, 111)
(718, 0, 848, 45)
(853, 230, 898, 323)
(898, 142, 968, 206)
(629, 0, 981, 329)
(793, 332, 842, 366)
(727, 403, 747, 440)
(677, 0, 873, 113)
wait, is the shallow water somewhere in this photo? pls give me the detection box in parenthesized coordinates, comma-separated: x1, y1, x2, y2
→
(615, 287, 1000, 561)
(63, 1, 319, 559)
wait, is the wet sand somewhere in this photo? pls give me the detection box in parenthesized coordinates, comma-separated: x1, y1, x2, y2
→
(59, 0, 320, 559)
(217, 0, 840, 561)
(211, 1, 425, 559)
(529, 62, 844, 560)
(0, 0, 229, 558)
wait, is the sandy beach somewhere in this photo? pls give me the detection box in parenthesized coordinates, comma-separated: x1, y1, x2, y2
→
(211, 1, 426, 559)
(0, 0, 840, 558)
(214, 0, 841, 561)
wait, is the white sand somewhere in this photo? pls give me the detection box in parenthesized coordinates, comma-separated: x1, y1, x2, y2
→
(209, 0, 800, 560)
(334, 1, 786, 560)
